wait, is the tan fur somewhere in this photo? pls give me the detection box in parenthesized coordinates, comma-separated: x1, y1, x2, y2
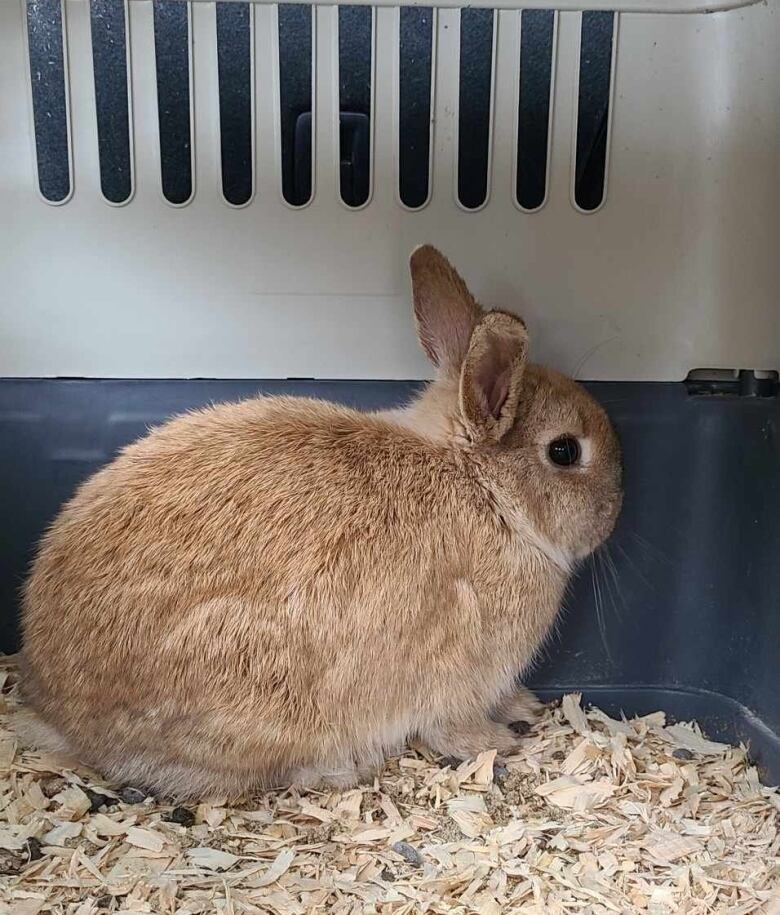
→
(19, 245, 622, 800)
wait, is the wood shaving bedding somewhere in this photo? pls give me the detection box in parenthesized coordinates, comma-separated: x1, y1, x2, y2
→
(0, 657, 777, 914)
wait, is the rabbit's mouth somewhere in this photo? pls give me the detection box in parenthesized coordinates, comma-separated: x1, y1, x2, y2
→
(579, 489, 624, 559)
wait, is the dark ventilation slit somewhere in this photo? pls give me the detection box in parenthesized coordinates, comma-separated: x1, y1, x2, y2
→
(153, 0, 193, 205)
(516, 10, 554, 211)
(216, 2, 253, 206)
(26, 0, 71, 203)
(338, 6, 372, 208)
(278, 4, 313, 207)
(574, 11, 615, 212)
(398, 7, 433, 210)
(90, 0, 132, 205)
(458, 8, 494, 210)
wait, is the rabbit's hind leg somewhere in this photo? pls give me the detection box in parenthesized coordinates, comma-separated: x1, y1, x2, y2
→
(490, 685, 543, 727)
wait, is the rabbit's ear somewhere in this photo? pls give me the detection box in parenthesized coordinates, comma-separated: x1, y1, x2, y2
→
(459, 311, 528, 444)
(409, 245, 482, 373)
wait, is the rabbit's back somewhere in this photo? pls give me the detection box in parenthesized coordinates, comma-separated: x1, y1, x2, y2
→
(25, 396, 453, 618)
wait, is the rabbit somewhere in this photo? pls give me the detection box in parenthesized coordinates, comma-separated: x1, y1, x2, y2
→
(19, 245, 622, 800)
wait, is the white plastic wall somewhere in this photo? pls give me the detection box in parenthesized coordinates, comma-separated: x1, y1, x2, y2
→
(0, 0, 778, 381)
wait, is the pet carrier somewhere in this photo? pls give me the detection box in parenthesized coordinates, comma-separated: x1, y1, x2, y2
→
(0, 0, 778, 787)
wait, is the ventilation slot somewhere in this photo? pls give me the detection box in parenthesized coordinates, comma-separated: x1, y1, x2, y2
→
(90, 0, 133, 205)
(398, 7, 433, 210)
(278, 4, 313, 207)
(574, 11, 615, 212)
(216, 2, 253, 207)
(458, 9, 494, 211)
(338, 6, 373, 208)
(153, 0, 193, 205)
(26, 0, 71, 204)
(516, 10, 555, 212)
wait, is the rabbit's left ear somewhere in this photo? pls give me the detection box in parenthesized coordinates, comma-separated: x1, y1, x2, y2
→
(409, 245, 482, 374)
(459, 311, 528, 444)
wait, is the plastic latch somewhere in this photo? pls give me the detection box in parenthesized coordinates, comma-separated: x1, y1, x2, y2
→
(292, 111, 370, 207)
(685, 369, 779, 398)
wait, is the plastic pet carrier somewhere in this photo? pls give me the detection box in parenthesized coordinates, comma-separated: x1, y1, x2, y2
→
(0, 0, 778, 798)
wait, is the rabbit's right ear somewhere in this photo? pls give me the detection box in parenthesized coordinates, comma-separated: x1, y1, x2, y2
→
(409, 245, 482, 374)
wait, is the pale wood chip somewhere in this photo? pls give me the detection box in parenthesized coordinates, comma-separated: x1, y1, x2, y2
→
(42, 820, 83, 845)
(333, 789, 363, 822)
(334, 825, 392, 843)
(535, 775, 616, 810)
(655, 723, 730, 756)
(0, 824, 29, 850)
(642, 829, 704, 863)
(9, 898, 47, 915)
(561, 693, 591, 735)
(472, 750, 497, 787)
(90, 812, 127, 837)
(186, 846, 240, 871)
(447, 795, 494, 838)
(588, 708, 635, 737)
(296, 801, 335, 823)
(125, 826, 166, 852)
(52, 784, 92, 820)
(0, 735, 17, 769)
(251, 848, 295, 888)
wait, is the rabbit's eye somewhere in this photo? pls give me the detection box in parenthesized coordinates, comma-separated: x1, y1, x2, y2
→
(548, 437, 581, 467)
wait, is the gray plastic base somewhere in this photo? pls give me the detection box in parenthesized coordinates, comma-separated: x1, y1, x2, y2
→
(1, 378, 778, 783)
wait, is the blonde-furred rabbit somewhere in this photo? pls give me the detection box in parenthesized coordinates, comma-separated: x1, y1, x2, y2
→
(19, 245, 622, 799)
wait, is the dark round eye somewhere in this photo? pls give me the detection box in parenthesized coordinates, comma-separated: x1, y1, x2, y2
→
(548, 437, 581, 467)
